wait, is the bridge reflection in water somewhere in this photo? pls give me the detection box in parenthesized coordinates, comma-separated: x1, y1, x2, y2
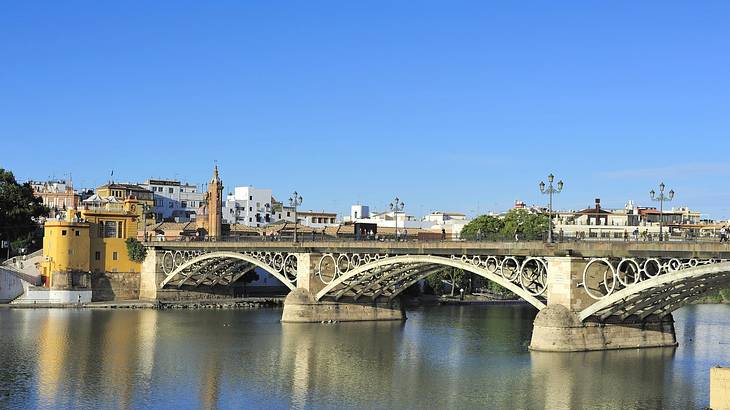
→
(3, 305, 729, 408)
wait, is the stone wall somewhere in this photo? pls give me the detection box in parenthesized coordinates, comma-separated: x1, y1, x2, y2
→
(0, 268, 25, 303)
(282, 289, 405, 322)
(91, 272, 140, 301)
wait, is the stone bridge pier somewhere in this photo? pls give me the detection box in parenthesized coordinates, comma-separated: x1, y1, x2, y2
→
(281, 253, 406, 323)
(529, 257, 677, 352)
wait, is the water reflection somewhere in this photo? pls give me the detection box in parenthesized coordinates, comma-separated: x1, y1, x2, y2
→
(0, 304, 729, 409)
(530, 349, 681, 409)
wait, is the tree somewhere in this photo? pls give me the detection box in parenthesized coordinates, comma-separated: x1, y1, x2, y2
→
(125, 238, 147, 262)
(0, 169, 48, 256)
(426, 267, 468, 296)
(460, 215, 504, 240)
(500, 209, 549, 240)
(239, 269, 260, 297)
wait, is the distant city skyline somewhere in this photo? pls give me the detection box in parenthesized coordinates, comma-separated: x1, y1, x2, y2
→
(2, 2, 729, 218)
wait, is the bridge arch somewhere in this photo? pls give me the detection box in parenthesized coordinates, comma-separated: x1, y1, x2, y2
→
(578, 261, 730, 322)
(160, 251, 297, 291)
(314, 255, 546, 310)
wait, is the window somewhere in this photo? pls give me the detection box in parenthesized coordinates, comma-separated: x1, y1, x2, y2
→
(287, 212, 290, 217)
(249, 195, 253, 201)
(95, 251, 101, 260)
(181, 201, 187, 208)
(98, 222, 104, 237)
(61, 230, 67, 236)
(117, 221, 123, 238)
(249, 217, 252, 222)
(168, 187, 174, 194)
(112, 252, 118, 261)
(169, 202, 174, 208)
(68, 249, 73, 255)
(249, 207, 253, 212)
(75, 230, 80, 236)
(256, 202, 260, 208)
(104, 221, 117, 238)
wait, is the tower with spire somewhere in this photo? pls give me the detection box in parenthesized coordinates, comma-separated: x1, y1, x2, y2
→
(206, 164, 224, 239)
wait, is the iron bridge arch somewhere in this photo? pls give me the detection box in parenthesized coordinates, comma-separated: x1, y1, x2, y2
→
(577, 260, 730, 322)
(160, 251, 298, 290)
(314, 254, 548, 310)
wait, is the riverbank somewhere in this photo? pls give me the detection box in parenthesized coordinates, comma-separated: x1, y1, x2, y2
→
(1, 297, 285, 310)
(400, 294, 528, 307)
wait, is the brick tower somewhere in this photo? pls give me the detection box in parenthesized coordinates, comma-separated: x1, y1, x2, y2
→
(207, 164, 223, 239)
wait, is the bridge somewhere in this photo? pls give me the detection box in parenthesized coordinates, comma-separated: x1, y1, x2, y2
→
(139, 240, 730, 352)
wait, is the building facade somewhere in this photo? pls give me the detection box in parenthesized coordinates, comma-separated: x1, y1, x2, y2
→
(40, 197, 143, 290)
(141, 179, 205, 222)
(96, 183, 154, 208)
(222, 186, 273, 227)
(30, 180, 79, 218)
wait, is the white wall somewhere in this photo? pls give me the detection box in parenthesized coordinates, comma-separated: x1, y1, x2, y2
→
(223, 186, 274, 227)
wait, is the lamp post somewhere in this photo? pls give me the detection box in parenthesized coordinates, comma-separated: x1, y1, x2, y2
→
(141, 203, 152, 242)
(539, 174, 563, 243)
(650, 182, 674, 242)
(289, 191, 303, 242)
(390, 197, 405, 241)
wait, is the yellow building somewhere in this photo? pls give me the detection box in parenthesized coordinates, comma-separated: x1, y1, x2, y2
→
(96, 183, 154, 208)
(41, 198, 143, 288)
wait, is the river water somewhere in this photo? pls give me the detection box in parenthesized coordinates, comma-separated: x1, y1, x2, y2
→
(1, 304, 729, 409)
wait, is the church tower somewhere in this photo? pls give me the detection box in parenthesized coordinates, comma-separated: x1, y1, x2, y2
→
(207, 164, 223, 239)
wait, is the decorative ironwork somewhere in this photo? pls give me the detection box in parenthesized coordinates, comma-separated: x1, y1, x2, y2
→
(579, 257, 725, 300)
(315, 253, 549, 304)
(160, 250, 298, 289)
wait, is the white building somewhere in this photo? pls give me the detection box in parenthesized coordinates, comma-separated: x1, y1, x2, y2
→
(351, 205, 370, 220)
(223, 186, 274, 227)
(421, 211, 470, 238)
(273, 203, 338, 228)
(423, 211, 466, 224)
(296, 210, 338, 228)
(142, 179, 205, 222)
(348, 206, 430, 229)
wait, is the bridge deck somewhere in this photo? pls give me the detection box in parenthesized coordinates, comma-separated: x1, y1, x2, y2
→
(145, 240, 730, 259)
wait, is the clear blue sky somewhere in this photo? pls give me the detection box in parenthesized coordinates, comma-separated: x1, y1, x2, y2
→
(1, 1, 729, 219)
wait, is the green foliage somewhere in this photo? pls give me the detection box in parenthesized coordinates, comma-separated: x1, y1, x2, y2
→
(426, 268, 468, 296)
(461, 210, 549, 241)
(501, 209, 549, 240)
(720, 288, 730, 303)
(460, 215, 505, 240)
(125, 238, 147, 262)
(0, 169, 48, 247)
(240, 269, 259, 284)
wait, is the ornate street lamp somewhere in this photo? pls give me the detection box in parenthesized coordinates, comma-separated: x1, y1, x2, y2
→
(539, 173, 564, 243)
(289, 191, 303, 242)
(390, 197, 405, 241)
(650, 182, 674, 241)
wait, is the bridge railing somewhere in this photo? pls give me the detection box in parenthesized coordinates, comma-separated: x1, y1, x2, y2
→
(143, 232, 729, 244)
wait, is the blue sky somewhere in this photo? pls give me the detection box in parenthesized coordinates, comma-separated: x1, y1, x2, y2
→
(1, 1, 729, 218)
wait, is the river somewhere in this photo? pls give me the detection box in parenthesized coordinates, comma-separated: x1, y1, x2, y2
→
(1, 304, 729, 409)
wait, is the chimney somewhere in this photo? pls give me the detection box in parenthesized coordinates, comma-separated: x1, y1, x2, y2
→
(595, 198, 601, 210)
